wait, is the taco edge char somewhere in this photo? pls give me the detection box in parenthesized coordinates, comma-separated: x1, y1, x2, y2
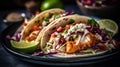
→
(20, 8, 66, 43)
(40, 14, 117, 58)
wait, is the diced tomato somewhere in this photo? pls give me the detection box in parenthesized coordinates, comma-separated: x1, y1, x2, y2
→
(33, 26, 40, 31)
(99, 45, 107, 51)
(83, 0, 92, 6)
(23, 22, 27, 26)
(66, 25, 70, 30)
(51, 33, 56, 38)
(36, 11, 40, 15)
(57, 27, 63, 32)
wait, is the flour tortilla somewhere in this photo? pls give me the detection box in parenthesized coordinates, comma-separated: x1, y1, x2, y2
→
(41, 14, 90, 49)
(20, 8, 65, 42)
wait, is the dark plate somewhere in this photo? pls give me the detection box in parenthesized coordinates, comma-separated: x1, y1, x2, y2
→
(0, 18, 120, 66)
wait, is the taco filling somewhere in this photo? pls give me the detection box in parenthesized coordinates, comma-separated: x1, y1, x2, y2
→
(44, 19, 117, 54)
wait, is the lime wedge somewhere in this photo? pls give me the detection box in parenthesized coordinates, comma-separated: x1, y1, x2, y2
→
(41, 0, 63, 11)
(10, 40, 39, 53)
(98, 19, 118, 35)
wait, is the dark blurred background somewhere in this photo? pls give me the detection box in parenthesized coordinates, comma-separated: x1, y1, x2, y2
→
(0, 0, 75, 10)
(0, 0, 120, 67)
(0, 0, 119, 19)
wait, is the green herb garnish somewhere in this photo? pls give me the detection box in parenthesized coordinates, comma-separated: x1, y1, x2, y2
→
(62, 30, 68, 36)
(54, 15, 60, 19)
(43, 43, 52, 51)
(42, 18, 50, 26)
(69, 19, 75, 24)
(44, 18, 50, 24)
(57, 34, 62, 38)
(87, 18, 99, 29)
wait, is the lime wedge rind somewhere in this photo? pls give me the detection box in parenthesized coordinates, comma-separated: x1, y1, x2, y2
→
(98, 19, 118, 35)
(10, 40, 39, 49)
(10, 40, 39, 53)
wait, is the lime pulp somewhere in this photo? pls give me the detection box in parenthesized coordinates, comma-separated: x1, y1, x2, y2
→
(98, 19, 118, 35)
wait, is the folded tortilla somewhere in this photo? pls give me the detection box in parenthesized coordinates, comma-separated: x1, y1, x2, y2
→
(20, 8, 65, 42)
(41, 14, 90, 48)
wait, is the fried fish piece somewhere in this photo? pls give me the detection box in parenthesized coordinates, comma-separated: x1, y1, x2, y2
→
(66, 33, 99, 54)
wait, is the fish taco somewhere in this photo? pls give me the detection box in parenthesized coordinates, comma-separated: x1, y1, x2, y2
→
(40, 14, 118, 58)
(20, 8, 66, 42)
(13, 8, 73, 42)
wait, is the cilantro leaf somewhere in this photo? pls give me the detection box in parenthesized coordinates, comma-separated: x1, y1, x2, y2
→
(44, 18, 50, 24)
(87, 18, 99, 28)
(69, 19, 75, 24)
(54, 15, 60, 19)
